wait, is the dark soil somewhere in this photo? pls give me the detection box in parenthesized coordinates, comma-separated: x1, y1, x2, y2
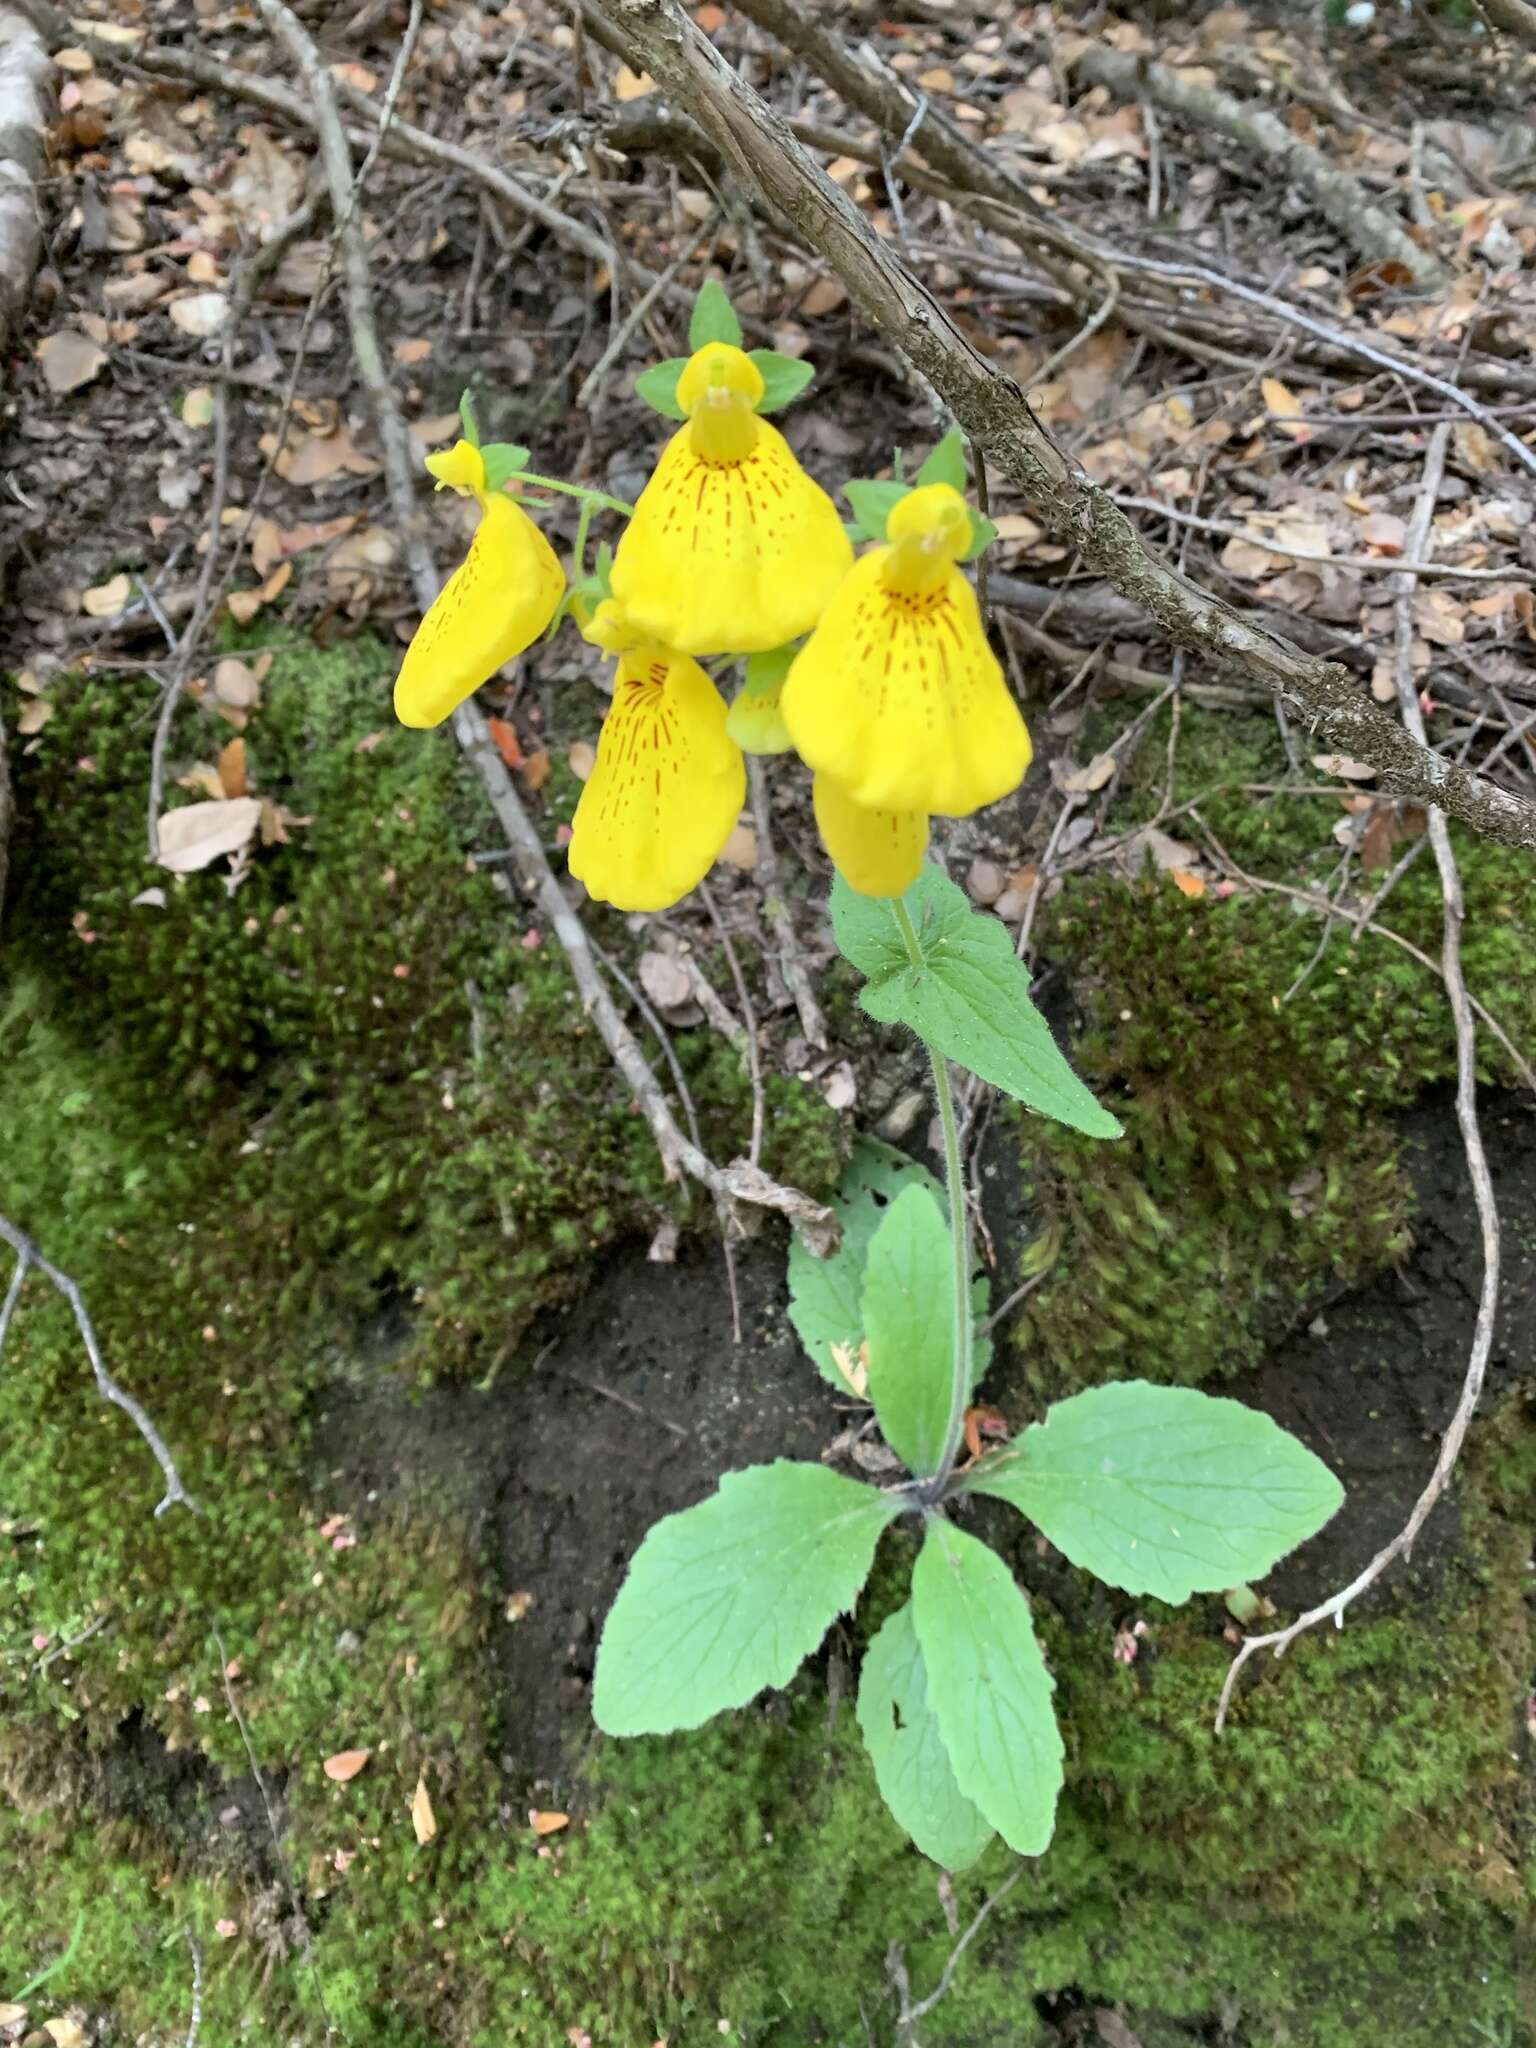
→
(317, 1085, 1536, 1793)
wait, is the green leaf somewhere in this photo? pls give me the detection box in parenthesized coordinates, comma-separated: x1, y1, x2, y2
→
(912, 1519, 1063, 1856)
(857, 1600, 994, 1869)
(862, 1183, 954, 1478)
(960, 513, 998, 562)
(635, 359, 689, 420)
(457, 388, 481, 446)
(965, 1382, 1345, 1603)
(593, 1461, 899, 1736)
(689, 277, 742, 349)
(788, 1141, 991, 1394)
(726, 644, 798, 755)
(480, 442, 531, 491)
(916, 428, 968, 492)
(788, 1140, 945, 1392)
(831, 868, 1123, 1140)
(748, 349, 815, 414)
(843, 478, 911, 542)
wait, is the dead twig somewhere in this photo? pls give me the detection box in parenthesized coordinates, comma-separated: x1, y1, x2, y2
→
(746, 756, 829, 1052)
(1216, 429, 1503, 1732)
(251, 0, 834, 1254)
(589, 0, 1536, 853)
(893, 1862, 1025, 2041)
(699, 879, 765, 1170)
(0, 1215, 195, 1516)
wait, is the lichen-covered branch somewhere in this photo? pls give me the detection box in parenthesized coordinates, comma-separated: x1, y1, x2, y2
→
(593, 0, 1536, 853)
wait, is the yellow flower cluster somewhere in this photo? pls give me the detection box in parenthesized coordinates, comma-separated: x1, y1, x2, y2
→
(393, 335, 1032, 909)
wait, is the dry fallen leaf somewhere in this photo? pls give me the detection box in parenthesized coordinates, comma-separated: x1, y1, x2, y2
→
(17, 698, 54, 735)
(1313, 753, 1377, 781)
(410, 1774, 438, 1845)
(614, 63, 654, 100)
(529, 1809, 570, 1836)
(394, 337, 433, 366)
(1170, 868, 1206, 899)
(169, 290, 228, 337)
(182, 385, 216, 429)
(486, 716, 523, 771)
(0, 2003, 27, 2028)
(156, 796, 263, 874)
(43, 2019, 86, 2048)
(218, 737, 249, 799)
(639, 949, 693, 1012)
(567, 739, 596, 781)
(213, 657, 261, 708)
(520, 747, 552, 792)
(323, 1748, 373, 1784)
(1058, 752, 1117, 794)
(82, 571, 132, 618)
(226, 590, 264, 625)
(1260, 375, 1312, 441)
(718, 822, 758, 869)
(37, 328, 108, 394)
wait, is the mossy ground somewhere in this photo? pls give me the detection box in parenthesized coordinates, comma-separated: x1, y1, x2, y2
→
(0, 654, 1529, 2045)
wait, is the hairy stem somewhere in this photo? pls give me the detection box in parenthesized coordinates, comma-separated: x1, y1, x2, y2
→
(516, 470, 635, 518)
(892, 896, 971, 1490)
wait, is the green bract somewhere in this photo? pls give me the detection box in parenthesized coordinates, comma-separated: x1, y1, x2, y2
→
(689, 276, 742, 349)
(844, 431, 996, 557)
(832, 867, 1124, 1139)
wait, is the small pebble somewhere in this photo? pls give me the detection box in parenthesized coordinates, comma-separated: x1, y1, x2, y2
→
(992, 888, 1028, 922)
(966, 858, 1003, 905)
(875, 1088, 926, 1143)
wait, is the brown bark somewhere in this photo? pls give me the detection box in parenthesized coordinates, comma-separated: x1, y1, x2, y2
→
(591, 0, 1536, 852)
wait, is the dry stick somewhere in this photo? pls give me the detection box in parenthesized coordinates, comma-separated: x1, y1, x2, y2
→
(0, 1215, 194, 1515)
(894, 1862, 1026, 2039)
(0, 7, 50, 355)
(590, 0, 1536, 853)
(1073, 44, 1445, 285)
(1215, 431, 1504, 1732)
(575, 211, 712, 408)
(699, 879, 765, 1170)
(252, 0, 834, 1255)
(746, 755, 829, 1052)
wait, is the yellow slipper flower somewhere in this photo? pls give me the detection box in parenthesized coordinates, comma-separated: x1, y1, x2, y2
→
(781, 483, 1031, 816)
(568, 626, 746, 913)
(609, 342, 853, 656)
(394, 439, 565, 730)
(812, 773, 928, 900)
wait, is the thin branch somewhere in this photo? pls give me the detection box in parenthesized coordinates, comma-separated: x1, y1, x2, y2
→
(251, 0, 834, 1254)
(699, 879, 765, 1170)
(184, 1934, 204, 2048)
(746, 756, 828, 1052)
(591, 0, 1536, 852)
(0, 1216, 194, 1516)
(1215, 427, 1503, 1732)
(896, 1862, 1025, 2038)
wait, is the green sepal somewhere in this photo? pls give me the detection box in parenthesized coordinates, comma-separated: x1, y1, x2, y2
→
(843, 478, 912, 543)
(748, 349, 815, 414)
(916, 428, 968, 492)
(960, 514, 998, 562)
(726, 644, 798, 755)
(458, 388, 481, 446)
(480, 442, 531, 492)
(689, 277, 743, 349)
(635, 359, 689, 420)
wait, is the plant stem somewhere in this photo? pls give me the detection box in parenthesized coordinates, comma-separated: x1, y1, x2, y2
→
(572, 494, 596, 580)
(892, 896, 971, 1490)
(516, 470, 635, 518)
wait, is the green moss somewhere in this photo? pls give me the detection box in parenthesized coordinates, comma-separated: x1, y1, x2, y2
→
(1006, 703, 1536, 1396)
(5, 639, 840, 1372)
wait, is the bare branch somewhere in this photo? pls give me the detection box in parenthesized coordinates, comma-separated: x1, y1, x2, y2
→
(590, 0, 1536, 852)
(251, 0, 835, 1255)
(0, 1215, 195, 1516)
(1215, 427, 1503, 1732)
